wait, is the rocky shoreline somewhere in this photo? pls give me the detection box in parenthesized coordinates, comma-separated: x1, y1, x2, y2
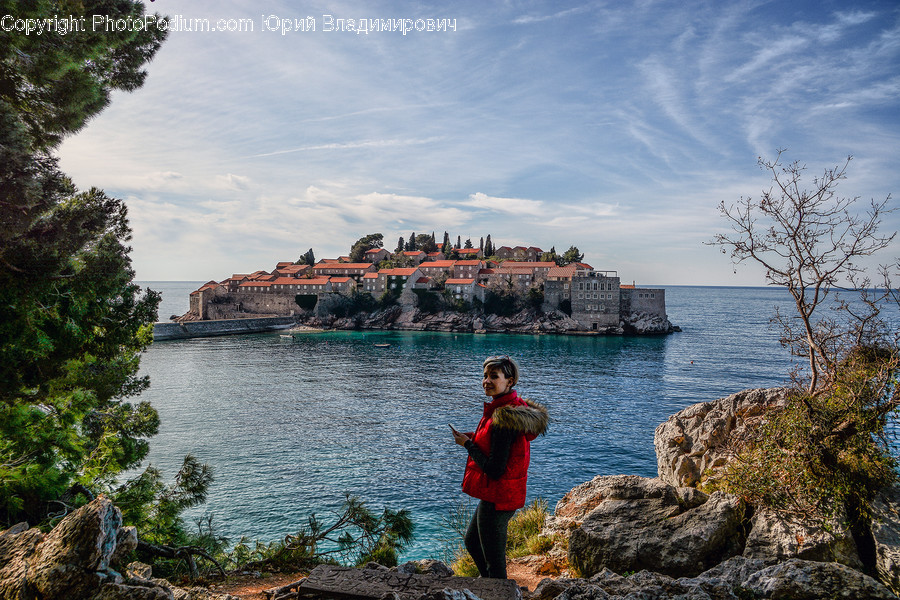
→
(3, 387, 895, 600)
(294, 306, 680, 336)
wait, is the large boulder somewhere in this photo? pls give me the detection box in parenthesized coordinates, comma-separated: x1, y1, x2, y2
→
(2, 495, 126, 599)
(0, 496, 235, 600)
(654, 387, 789, 489)
(742, 507, 862, 569)
(545, 474, 708, 536)
(872, 483, 900, 595)
(566, 476, 745, 578)
(742, 558, 897, 599)
(533, 556, 897, 600)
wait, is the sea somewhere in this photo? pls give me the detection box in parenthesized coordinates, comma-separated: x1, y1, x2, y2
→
(132, 282, 896, 561)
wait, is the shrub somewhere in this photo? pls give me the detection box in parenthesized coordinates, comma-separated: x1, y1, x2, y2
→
(722, 347, 899, 527)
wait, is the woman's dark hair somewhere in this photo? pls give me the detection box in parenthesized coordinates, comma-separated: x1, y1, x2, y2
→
(483, 355, 519, 387)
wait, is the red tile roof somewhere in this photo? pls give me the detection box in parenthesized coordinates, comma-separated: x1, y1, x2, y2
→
(313, 262, 374, 270)
(455, 260, 483, 266)
(446, 278, 475, 285)
(381, 268, 418, 276)
(498, 261, 555, 268)
(547, 265, 577, 279)
(420, 260, 456, 268)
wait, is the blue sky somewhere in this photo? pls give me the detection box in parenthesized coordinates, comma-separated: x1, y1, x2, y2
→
(56, 0, 900, 285)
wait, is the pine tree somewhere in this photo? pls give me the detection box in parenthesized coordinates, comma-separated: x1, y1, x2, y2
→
(0, 0, 167, 526)
(396, 237, 405, 253)
(484, 235, 494, 257)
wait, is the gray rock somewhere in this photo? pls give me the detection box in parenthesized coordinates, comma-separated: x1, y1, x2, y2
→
(743, 558, 898, 599)
(568, 476, 745, 578)
(92, 583, 174, 600)
(112, 525, 139, 568)
(532, 578, 585, 600)
(127, 562, 154, 580)
(742, 507, 862, 569)
(546, 475, 680, 536)
(26, 494, 125, 599)
(872, 484, 900, 595)
(416, 590, 484, 600)
(0, 497, 235, 600)
(654, 388, 789, 489)
(688, 556, 767, 593)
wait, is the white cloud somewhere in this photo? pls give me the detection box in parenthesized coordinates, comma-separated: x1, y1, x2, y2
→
(463, 192, 544, 216)
(215, 173, 252, 190)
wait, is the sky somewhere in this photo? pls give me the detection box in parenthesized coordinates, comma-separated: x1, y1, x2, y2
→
(54, 0, 900, 286)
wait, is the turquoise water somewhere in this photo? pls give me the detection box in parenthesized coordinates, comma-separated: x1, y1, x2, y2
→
(134, 284, 802, 559)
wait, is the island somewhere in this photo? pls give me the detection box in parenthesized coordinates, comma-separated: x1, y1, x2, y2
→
(162, 238, 679, 340)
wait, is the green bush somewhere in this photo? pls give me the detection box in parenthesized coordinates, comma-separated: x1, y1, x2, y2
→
(722, 347, 899, 527)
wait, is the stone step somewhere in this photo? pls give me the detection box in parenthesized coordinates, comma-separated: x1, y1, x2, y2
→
(296, 564, 522, 600)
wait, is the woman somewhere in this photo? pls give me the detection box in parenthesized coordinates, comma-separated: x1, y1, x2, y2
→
(450, 355, 548, 578)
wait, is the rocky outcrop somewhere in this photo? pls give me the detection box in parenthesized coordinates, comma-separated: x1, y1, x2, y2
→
(619, 312, 679, 335)
(0, 496, 236, 600)
(551, 388, 900, 597)
(297, 306, 676, 336)
(566, 476, 745, 578)
(654, 387, 790, 488)
(532, 556, 897, 600)
(873, 484, 900, 595)
(742, 507, 862, 569)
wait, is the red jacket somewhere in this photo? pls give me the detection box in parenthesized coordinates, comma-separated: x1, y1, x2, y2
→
(462, 391, 549, 511)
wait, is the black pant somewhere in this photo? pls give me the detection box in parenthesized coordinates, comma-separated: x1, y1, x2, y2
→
(464, 500, 516, 578)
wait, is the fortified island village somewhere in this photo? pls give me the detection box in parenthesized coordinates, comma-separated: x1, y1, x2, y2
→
(161, 238, 678, 340)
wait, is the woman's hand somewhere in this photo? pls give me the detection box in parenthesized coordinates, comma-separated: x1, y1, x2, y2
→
(449, 424, 470, 446)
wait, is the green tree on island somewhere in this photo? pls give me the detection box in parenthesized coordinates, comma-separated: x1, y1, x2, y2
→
(712, 151, 898, 534)
(0, 0, 168, 527)
(556, 246, 584, 266)
(349, 233, 384, 262)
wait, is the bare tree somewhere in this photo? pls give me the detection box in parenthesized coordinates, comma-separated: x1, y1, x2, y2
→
(711, 151, 894, 392)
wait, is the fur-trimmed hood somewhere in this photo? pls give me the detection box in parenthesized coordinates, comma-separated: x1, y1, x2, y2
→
(491, 398, 549, 436)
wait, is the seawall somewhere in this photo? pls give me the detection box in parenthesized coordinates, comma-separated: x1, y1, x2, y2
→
(153, 316, 295, 341)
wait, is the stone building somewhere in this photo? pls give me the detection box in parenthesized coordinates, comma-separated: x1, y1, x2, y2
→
(542, 268, 668, 332)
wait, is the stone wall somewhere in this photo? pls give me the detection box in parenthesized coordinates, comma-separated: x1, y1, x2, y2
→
(153, 316, 295, 340)
(204, 291, 308, 319)
(620, 287, 666, 318)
